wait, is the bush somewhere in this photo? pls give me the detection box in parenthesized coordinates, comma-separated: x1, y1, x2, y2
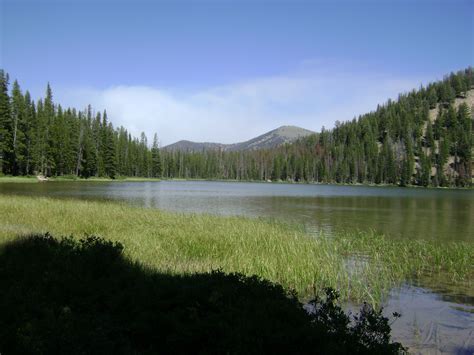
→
(0, 234, 405, 354)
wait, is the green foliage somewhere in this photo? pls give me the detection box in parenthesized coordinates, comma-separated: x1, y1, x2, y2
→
(309, 289, 403, 354)
(0, 234, 405, 354)
(0, 70, 13, 175)
(417, 151, 431, 187)
(151, 133, 162, 178)
(0, 75, 162, 179)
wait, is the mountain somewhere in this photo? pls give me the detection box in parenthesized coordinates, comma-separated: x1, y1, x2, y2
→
(163, 125, 315, 152)
(228, 126, 316, 151)
(162, 140, 227, 151)
(157, 68, 473, 187)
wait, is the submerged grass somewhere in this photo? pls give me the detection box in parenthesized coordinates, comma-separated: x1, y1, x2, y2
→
(0, 194, 472, 305)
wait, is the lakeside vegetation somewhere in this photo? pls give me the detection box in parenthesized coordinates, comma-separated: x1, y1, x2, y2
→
(1, 195, 472, 305)
(0, 175, 163, 183)
(1, 68, 472, 187)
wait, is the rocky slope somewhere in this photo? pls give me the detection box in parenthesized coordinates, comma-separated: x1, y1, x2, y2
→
(163, 125, 315, 152)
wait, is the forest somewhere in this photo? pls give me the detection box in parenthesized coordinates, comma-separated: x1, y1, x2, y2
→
(0, 67, 472, 187)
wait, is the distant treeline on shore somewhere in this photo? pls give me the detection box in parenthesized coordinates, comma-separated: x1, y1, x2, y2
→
(0, 68, 472, 186)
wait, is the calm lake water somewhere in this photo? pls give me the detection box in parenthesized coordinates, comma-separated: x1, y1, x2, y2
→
(1, 180, 473, 352)
(1, 180, 472, 241)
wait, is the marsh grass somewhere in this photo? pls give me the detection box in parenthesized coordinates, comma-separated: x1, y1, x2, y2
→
(0, 195, 472, 305)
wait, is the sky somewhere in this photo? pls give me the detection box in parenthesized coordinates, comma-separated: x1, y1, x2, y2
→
(1, 0, 473, 145)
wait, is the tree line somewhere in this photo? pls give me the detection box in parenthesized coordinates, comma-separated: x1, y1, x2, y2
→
(0, 71, 162, 178)
(0, 68, 472, 186)
(159, 68, 473, 187)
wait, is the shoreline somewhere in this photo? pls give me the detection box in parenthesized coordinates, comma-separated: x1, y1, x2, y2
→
(0, 175, 472, 190)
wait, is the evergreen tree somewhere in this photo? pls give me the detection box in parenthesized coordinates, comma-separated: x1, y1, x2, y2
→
(0, 68, 471, 186)
(418, 151, 431, 187)
(151, 133, 162, 178)
(452, 74, 466, 97)
(103, 121, 117, 178)
(455, 103, 472, 186)
(10, 80, 27, 175)
(0, 70, 12, 174)
(23, 91, 36, 175)
(427, 86, 438, 109)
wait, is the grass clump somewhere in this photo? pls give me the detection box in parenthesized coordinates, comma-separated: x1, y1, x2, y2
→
(331, 231, 473, 304)
(0, 195, 472, 305)
(0, 234, 405, 354)
(0, 176, 39, 183)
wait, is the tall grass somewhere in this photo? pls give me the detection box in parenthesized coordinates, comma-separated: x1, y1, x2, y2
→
(0, 195, 472, 304)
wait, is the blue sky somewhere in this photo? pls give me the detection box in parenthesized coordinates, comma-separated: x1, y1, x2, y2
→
(1, 0, 473, 145)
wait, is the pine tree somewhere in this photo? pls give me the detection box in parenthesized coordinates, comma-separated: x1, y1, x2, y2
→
(427, 86, 438, 109)
(436, 132, 450, 186)
(103, 121, 117, 178)
(452, 74, 466, 97)
(418, 151, 431, 187)
(439, 80, 455, 105)
(23, 91, 36, 175)
(400, 127, 414, 186)
(43, 83, 55, 176)
(456, 103, 472, 186)
(11, 80, 27, 175)
(0, 70, 12, 174)
(151, 133, 162, 178)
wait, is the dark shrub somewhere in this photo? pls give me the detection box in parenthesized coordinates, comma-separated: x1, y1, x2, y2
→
(0, 234, 405, 354)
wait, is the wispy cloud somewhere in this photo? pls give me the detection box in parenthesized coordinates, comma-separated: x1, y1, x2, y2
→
(56, 66, 426, 146)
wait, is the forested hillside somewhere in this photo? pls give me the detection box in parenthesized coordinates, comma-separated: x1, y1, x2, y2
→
(0, 68, 472, 187)
(158, 68, 473, 187)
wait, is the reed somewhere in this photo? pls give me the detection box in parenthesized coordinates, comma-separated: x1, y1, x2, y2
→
(0, 195, 471, 304)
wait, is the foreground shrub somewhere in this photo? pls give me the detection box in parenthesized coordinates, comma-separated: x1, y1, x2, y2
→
(0, 234, 405, 354)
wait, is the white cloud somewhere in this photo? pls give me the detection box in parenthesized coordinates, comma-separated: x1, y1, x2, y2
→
(56, 67, 425, 146)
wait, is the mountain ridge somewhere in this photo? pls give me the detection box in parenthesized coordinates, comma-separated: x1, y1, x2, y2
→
(163, 125, 315, 152)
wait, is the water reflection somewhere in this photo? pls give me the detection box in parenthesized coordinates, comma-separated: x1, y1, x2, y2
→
(1, 180, 472, 242)
(385, 286, 474, 354)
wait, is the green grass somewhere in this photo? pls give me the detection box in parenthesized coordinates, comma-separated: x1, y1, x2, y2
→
(49, 175, 162, 182)
(0, 195, 472, 305)
(0, 175, 161, 183)
(0, 176, 39, 183)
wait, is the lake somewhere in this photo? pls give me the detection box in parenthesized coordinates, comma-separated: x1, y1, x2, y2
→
(1, 180, 473, 352)
(0, 180, 472, 242)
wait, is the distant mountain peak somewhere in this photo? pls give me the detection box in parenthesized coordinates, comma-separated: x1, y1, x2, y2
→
(163, 125, 315, 152)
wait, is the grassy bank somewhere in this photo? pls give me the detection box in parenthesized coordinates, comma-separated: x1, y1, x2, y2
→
(0, 175, 161, 183)
(0, 176, 39, 183)
(0, 195, 472, 304)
